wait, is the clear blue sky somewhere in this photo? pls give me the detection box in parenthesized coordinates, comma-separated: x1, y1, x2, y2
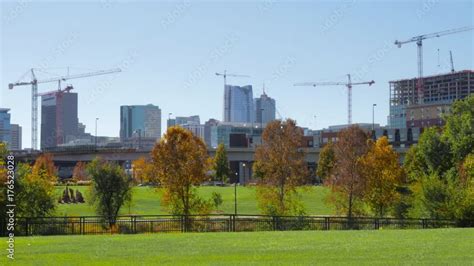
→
(1, 0, 473, 148)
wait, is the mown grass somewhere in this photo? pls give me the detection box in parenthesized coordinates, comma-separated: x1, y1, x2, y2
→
(55, 185, 334, 216)
(3, 229, 473, 265)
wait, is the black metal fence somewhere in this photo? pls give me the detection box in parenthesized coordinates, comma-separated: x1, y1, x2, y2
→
(1, 214, 466, 237)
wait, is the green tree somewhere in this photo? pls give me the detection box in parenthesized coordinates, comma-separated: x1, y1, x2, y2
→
(87, 158, 132, 226)
(0, 142, 10, 219)
(16, 162, 56, 217)
(406, 127, 452, 180)
(151, 126, 211, 215)
(213, 143, 230, 183)
(211, 192, 223, 211)
(316, 142, 335, 182)
(404, 96, 474, 222)
(253, 119, 309, 216)
(443, 95, 474, 162)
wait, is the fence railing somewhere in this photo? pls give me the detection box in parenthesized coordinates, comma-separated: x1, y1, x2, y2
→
(1, 214, 465, 237)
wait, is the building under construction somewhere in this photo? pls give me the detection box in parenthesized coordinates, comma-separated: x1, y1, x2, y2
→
(389, 70, 473, 128)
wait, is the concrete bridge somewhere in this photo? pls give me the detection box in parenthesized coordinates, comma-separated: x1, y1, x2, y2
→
(13, 145, 408, 183)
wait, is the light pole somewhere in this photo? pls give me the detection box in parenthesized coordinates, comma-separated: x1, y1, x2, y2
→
(168, 112, 173, 127)
(95, 118, 99, 148)
(372, 104, 377, 130)
(234, 172, 238, 215)
(134, 129, 142, 150)
(242, 163, 246, 185)
(314, 115, 317, 130)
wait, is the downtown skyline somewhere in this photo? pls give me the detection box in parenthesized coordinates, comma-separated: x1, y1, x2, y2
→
(1, 1, 473, 149)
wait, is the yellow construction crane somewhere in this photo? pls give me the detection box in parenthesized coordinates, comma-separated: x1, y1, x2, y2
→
(394, 26, 473, 104)
(294, 74, 375, 125)
(8, 68, 121, 150)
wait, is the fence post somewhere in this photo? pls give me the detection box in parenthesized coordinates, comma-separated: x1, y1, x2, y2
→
(80, 217, 84, 235)
(422, 219, 426, 229)
(325, 217, 330, 230)
(374, 218, 379, 230)
(25, 218, 29, 236)
(233, 215, 236, 232)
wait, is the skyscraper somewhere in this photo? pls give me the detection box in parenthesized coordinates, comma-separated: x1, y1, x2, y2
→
(120, 104, 162, 140)
(41, 92, 79, 149)
(223, 85, 254, 123)
(0, 108, 11, 146)
(10, 124, 22, 150)
(254, 91, 276, 125)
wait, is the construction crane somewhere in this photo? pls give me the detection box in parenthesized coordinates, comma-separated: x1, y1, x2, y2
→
(8, 68, 121, 150)
(394, 26, 473, 104)
(450, 51, 455, 73)
(294, 74, 375, 125)
(215, 70, 250, 87)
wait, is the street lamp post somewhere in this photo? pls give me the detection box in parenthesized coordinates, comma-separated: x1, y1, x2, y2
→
(168, 112, 173, 127)
(95, 118, 99, 148)
(234, 172, 238, 215)
(372, 104, 377, 130)
(242, 163, 246, 185)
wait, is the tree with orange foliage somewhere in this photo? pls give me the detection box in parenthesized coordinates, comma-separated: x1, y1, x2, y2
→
(132, 156, 154, 184)
(326, 126, 370, 219)
(151, 127, 211, 215)
(32, 153, 57, 182)
(253, 119, 309, 216)
(360, 137, 404, 217)
(72, 161, 89, 181)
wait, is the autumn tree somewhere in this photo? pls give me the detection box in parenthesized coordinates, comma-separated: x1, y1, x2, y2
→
(32, 153, 57, 182)
(326, 126, 370, 219)
(360, 137, 404, 217)
(72, 161, 89, 182)
(132, 156, 154, 184)
(16, 163, 57, 217)
(151, 127, 211, 215)
(87, 158, 132, 226)
(316, 142, 335, 182)
(253, 119, 309, 216)
(213, 143, 230, 183)
(0, 148, 56, 218)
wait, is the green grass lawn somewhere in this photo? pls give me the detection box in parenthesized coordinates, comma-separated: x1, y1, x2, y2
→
(3, 229, 473, 265)
(55, 185, 334, 216)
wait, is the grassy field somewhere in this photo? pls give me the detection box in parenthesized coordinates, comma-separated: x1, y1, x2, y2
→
(3, 229, 473, 265)
(55, 185, 334, 216)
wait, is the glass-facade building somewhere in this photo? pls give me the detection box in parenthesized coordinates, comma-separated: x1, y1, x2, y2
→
(0, 108, 11, 146)
(223, 85, 254, 123)
(254, 92, 276, 124)
(120, 104, 161, 140)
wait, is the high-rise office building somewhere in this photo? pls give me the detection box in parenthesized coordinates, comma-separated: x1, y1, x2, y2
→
(168, 115, 200, 129)
(223, 85, 254, 123)
(254, 91, 276, 125)
(41, 92, 79, 149)
(120, 104, 162, 140)
(0, 108, 11, 146)
(10, 124, 22, 150)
